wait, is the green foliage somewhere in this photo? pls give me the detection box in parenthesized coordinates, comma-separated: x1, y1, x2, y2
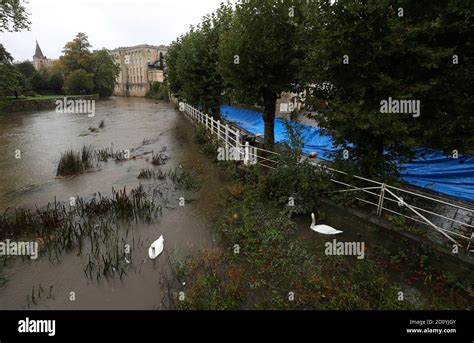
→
(193, 124, 210, 145)
(60, 33, 118, 97)
(13, 61, 64, 95)
(0, 44, 20, 107)
(262, 122, 331, 213)
(0, 0, 30, 33)
(60, 32, 94, 74)
(91, 49, 120, 97)
(14, 61, 35, 79)
(167, 2, 233, 119)
(48, 72, 64, 94)
(218, 0, 307, 145)
(146, 82, 169, 101)
(303, 0, 474, 176)
(63, 69, 94, 95)
(30, 70, 49, 93)
(169, 0, 473, 174)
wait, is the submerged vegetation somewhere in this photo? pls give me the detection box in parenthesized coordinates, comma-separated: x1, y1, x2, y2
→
(0, 184, 163, 288)
(151, 146, 170, 166)
(137, 168, 166, 181)
(57, 141, 155, 177)
(168, 167, 202, 191)
(56, 145, 94, 176)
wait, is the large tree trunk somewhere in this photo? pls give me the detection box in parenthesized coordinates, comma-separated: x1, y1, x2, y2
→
(211, 105, 221, 120)
(360, 137, 385, 176)
(262, 90, 277, 147)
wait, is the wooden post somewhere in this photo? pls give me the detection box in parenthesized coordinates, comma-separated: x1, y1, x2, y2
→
(217, 120, 221, 140)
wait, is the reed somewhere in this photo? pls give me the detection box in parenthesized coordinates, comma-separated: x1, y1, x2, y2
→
(56, 145, 94, 176)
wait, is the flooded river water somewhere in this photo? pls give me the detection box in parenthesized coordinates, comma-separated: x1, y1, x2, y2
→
(0, 97, 224, 309)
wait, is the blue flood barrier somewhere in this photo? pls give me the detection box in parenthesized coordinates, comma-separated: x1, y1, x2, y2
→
(221, 105, 474, 203)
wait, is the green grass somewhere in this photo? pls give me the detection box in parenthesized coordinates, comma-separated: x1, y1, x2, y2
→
(7, 94, 98, 101)
(7, 95, 79, 101)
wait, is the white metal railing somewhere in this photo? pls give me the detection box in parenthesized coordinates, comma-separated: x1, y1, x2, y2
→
(180, 103, 474, 251)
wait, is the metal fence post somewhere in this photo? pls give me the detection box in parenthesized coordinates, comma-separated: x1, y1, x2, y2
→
(377, 183, 386, 217)
(244, 141, 249, 165)
(225, 124, 229, 147)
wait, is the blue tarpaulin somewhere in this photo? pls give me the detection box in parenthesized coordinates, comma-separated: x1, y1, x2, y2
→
(221, 105, 474, 203)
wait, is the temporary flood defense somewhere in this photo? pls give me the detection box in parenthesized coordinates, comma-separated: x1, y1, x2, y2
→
(221, 105, 474, 203)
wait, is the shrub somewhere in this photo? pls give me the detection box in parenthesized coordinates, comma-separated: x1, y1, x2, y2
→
(63, 69, 94, 95)
(146, 82, 169, 101)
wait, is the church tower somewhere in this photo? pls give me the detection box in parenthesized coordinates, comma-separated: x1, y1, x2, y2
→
(33, 41, 49, 70)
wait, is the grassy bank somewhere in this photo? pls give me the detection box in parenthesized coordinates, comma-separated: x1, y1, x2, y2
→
(166, 123, 473, 310)
(7, 94, 95, 101)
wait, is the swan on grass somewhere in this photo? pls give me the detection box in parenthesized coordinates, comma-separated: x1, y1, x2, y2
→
(310, 213, 343, 235)
(148, 235, 164, 259)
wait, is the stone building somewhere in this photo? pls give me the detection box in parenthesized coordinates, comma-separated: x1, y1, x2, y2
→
(110, 44, 168, 97)
(33, 41, 53, 70)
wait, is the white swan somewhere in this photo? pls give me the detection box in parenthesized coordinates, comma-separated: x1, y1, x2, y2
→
(148, 235, 164, 259)
(310, 213, 343, 235)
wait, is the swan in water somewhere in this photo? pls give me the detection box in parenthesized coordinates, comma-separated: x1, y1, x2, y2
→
(148, 235, 164, 259)
(310, 213, 343, 235)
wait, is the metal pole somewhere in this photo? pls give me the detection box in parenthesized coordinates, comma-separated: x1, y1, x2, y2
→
(385, 188, 461, 246)
(244, 141, 249, 165)
(225, 124, 229, 147)
(377, 183, 386, 217)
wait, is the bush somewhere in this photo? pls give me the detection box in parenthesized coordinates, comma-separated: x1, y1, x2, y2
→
(63, 69, 94, 95)
(30, 70, 49, 93)
(264, 121, 330, 213)
(146, 82, 169, 101)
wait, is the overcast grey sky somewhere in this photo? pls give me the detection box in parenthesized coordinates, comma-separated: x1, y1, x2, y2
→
(0, 0, 231, 62)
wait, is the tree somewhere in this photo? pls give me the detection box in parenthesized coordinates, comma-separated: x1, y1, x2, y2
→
(63, 69, 94, 95)
(0, 0, 30, 107)
(397, 0, 474, 151)
(14, 61, 35, 94)
(0, 0, 30, 33)
(60, 33, 94, 74)
(166, 39, 183, 97)
(218, 0, 306, 146)
(14, 60, 35, 79)
(30, 70, 49, 93)
(48, 72, 64, 94)
(168, 2, 233, 118)
(0, 45, 20, 104)
(91, 49, 120, 97)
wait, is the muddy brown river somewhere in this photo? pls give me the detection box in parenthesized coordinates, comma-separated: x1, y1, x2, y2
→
(0, 97, 223, 309)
